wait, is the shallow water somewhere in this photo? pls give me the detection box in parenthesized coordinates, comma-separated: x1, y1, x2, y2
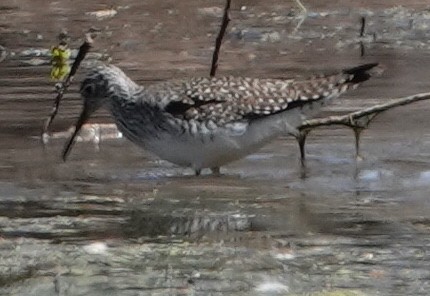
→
(1, 1, 430, 295)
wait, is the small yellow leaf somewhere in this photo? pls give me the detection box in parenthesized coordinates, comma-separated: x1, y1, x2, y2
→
(50, 44, 71, 80)
(51, 46, 70, 61)
(51, 64, 70, 80)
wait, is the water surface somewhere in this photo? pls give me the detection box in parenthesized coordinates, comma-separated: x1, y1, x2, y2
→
(1, 1, 430, 295)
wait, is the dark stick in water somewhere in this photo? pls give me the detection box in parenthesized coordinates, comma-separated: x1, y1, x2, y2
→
(210, 0, 231, 77)
(42, 33, 95, 137)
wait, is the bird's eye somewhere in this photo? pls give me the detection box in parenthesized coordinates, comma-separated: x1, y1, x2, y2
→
(81, 83, 95, 97)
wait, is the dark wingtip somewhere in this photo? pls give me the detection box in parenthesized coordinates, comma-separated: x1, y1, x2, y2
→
(343, 62, 379, 84)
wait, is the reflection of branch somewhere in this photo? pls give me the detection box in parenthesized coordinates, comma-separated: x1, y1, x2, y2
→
(295, 92, 430, 160)
(210, 0, 231, 77)
(42, 33, 95, 140)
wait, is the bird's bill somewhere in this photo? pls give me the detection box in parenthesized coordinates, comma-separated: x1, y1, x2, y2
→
(62, 109, 91, 161)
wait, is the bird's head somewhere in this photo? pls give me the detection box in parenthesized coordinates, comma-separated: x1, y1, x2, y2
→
(62, 64, 136, 161)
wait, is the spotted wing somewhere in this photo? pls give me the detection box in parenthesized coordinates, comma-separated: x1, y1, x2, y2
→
(163, 63, 378, 125)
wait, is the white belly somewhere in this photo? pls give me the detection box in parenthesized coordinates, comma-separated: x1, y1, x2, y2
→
(140, 107, 307, 170)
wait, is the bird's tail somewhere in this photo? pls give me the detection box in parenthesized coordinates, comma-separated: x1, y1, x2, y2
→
(290, 62, 379, 108)
(341, 62, 379, 84)
(281, 62, 379, 123)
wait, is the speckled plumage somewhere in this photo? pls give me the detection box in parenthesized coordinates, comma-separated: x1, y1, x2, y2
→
(63, 63, 378, 174)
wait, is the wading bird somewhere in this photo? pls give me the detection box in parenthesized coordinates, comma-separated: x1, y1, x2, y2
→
(63, 63, 378, 175)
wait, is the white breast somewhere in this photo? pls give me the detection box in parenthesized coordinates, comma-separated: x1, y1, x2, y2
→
(139, 107, 310, 170)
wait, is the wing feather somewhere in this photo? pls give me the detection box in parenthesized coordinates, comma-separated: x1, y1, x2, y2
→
(157, 63, 378, 125)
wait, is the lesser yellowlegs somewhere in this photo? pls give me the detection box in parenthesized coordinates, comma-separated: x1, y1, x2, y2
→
(63, 63, 378, 175)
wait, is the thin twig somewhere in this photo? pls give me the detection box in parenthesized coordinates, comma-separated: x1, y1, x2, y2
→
(299, 92, 430, 130)
(359, 16, 366, 37)
(359, 16, 366, 57)
(360, 42, 365, 57)
(292, 0, 307, 34)
(210, 0, 231, 77)
(294, 0, 307, 13)
(294, 92, 430, 161)
(42, 33, 95, 138)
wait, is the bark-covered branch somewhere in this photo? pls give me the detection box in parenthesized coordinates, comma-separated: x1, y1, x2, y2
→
(210, 0, 231, 77)
(300, 92, 430, 130)
(42, 33, 95, 140)
(295, 92, 430, 161)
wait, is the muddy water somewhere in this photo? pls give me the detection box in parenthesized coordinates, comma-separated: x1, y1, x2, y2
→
(1, 1, 430, 295)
